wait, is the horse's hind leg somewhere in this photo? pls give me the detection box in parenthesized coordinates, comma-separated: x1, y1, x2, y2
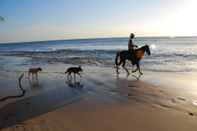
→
(115, 60, 122, 75)
(116, 65, 120, 74)
(122, 60, 130, 76)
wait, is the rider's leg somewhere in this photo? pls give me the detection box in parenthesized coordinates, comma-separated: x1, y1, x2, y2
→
(129, 49, 136, 65)
(132, 49, 137, 64)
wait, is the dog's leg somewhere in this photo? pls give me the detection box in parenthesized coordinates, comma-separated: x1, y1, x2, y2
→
(74, 73, 76, 83)
(67, 74, 71, 81)
(36, 73, 38, 79)
(77, 72, 82, 77)
(67, 74, 69, 81)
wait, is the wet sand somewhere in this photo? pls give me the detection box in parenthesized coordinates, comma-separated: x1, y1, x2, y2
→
(1, 66, 197, 131)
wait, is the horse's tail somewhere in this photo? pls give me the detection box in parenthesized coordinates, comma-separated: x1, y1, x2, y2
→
(115, 51, 121, 67)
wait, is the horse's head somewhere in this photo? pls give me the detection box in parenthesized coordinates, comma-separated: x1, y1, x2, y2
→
(145, 45, 151, 55)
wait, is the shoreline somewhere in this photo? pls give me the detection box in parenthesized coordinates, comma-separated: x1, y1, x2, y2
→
(1, 66, 197, 130)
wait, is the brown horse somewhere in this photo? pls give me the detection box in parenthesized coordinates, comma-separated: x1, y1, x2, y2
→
(115, 45, 151, 76)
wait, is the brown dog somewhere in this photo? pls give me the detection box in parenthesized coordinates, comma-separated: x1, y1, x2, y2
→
(28, 67, 42, 78)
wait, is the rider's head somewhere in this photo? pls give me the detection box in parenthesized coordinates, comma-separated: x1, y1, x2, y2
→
(129, 33, 135, 39)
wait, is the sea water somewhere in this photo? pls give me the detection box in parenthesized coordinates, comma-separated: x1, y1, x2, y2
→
(0, 37, 197, 72)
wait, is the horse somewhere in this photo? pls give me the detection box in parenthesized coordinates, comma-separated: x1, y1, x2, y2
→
(115, 45, 151, 77)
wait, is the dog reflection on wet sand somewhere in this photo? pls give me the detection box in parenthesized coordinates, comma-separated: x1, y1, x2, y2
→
(28, 67, 42, 87)
(66, 80, 83, 88)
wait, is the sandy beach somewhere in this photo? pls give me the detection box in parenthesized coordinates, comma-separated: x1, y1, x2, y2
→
(1, 65, 197, 131)
(1, 0, 197, 130)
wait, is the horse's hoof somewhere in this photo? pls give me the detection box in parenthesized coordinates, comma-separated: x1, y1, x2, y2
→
(135, 76, 140, 80)
(132, 70, 137, 73)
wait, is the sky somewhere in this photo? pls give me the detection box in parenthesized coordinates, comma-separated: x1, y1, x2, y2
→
(0, 0, 197, 43)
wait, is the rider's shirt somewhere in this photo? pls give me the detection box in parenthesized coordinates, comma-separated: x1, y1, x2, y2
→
(128, 39, 137, 51)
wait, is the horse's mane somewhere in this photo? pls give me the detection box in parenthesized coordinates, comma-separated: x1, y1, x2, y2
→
(135, 45, 148, 51)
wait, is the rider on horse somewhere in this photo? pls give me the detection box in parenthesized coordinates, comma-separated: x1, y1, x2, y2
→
(115, 33, 151, 77)
(128, 33, 138, 64)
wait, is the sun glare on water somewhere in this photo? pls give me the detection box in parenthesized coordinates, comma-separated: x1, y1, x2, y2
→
(150, 44, 156, 50)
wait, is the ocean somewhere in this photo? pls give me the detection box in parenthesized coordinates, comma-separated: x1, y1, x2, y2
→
(0, 37, 197, 72)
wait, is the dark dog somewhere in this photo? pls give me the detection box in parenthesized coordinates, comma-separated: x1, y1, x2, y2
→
(65, 66, 83, 78)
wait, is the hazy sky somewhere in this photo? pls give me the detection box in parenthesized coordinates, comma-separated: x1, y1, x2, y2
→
(0, 0, 196, 43)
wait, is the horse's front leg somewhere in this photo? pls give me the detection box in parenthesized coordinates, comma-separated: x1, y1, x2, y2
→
(132, 65, 138, 73)
(137, 63, 143, 75)
(130, 59, 138, 73)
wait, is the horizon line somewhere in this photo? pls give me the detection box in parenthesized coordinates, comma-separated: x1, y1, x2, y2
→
(0, 35, 197, 45)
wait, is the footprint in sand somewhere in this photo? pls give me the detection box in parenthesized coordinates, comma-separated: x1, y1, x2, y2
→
(188, 112, 195, 116)
(128, 93, 132, 96)
(177, 97, 186, 101)
(170, 97, 187, 104)
(192, 100, 197, 106)
(170, 98, 177, 103)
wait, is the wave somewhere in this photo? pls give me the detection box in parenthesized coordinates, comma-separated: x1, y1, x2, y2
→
(2, 49, 197, 60)
(1, 48, 197, 72)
